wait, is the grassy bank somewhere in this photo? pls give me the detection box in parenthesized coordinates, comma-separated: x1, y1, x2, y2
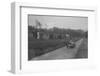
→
(74, 38, 88, 58)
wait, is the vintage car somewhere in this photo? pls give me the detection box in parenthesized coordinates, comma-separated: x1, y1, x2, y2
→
(65, 40, 76, 48)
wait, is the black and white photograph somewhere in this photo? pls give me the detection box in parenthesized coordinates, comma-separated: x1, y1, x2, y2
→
(10, 1, 97, 74)
(28, 15, 88, 61)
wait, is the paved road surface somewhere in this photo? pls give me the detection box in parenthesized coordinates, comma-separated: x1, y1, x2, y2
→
(32, 39, 83, 60)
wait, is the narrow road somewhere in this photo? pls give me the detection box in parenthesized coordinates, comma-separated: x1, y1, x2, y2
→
(32, 39, 83, 60)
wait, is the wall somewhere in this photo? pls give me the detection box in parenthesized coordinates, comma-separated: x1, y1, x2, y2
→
(0, 0, 100, 76)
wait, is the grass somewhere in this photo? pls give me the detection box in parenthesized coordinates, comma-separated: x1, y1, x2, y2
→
(74, 38, 88, 58)
(28, 38, 66, 60)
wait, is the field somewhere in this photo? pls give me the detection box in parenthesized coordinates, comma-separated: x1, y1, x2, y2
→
(28, 38, 66, 60)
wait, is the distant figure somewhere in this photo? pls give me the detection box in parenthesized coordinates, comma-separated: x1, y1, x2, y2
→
(32, 30, 37, 39)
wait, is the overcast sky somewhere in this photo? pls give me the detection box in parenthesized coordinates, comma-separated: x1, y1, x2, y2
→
(28, 15, 88, 31)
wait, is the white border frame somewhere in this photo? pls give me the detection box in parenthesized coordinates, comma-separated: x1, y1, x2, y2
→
(11, 2, 96, 74)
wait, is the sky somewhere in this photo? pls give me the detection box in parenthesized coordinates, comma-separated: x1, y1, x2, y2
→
(28, 15, 88, 31)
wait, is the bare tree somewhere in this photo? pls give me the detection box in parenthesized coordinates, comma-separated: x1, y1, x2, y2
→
(35, 19, 42, 29)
